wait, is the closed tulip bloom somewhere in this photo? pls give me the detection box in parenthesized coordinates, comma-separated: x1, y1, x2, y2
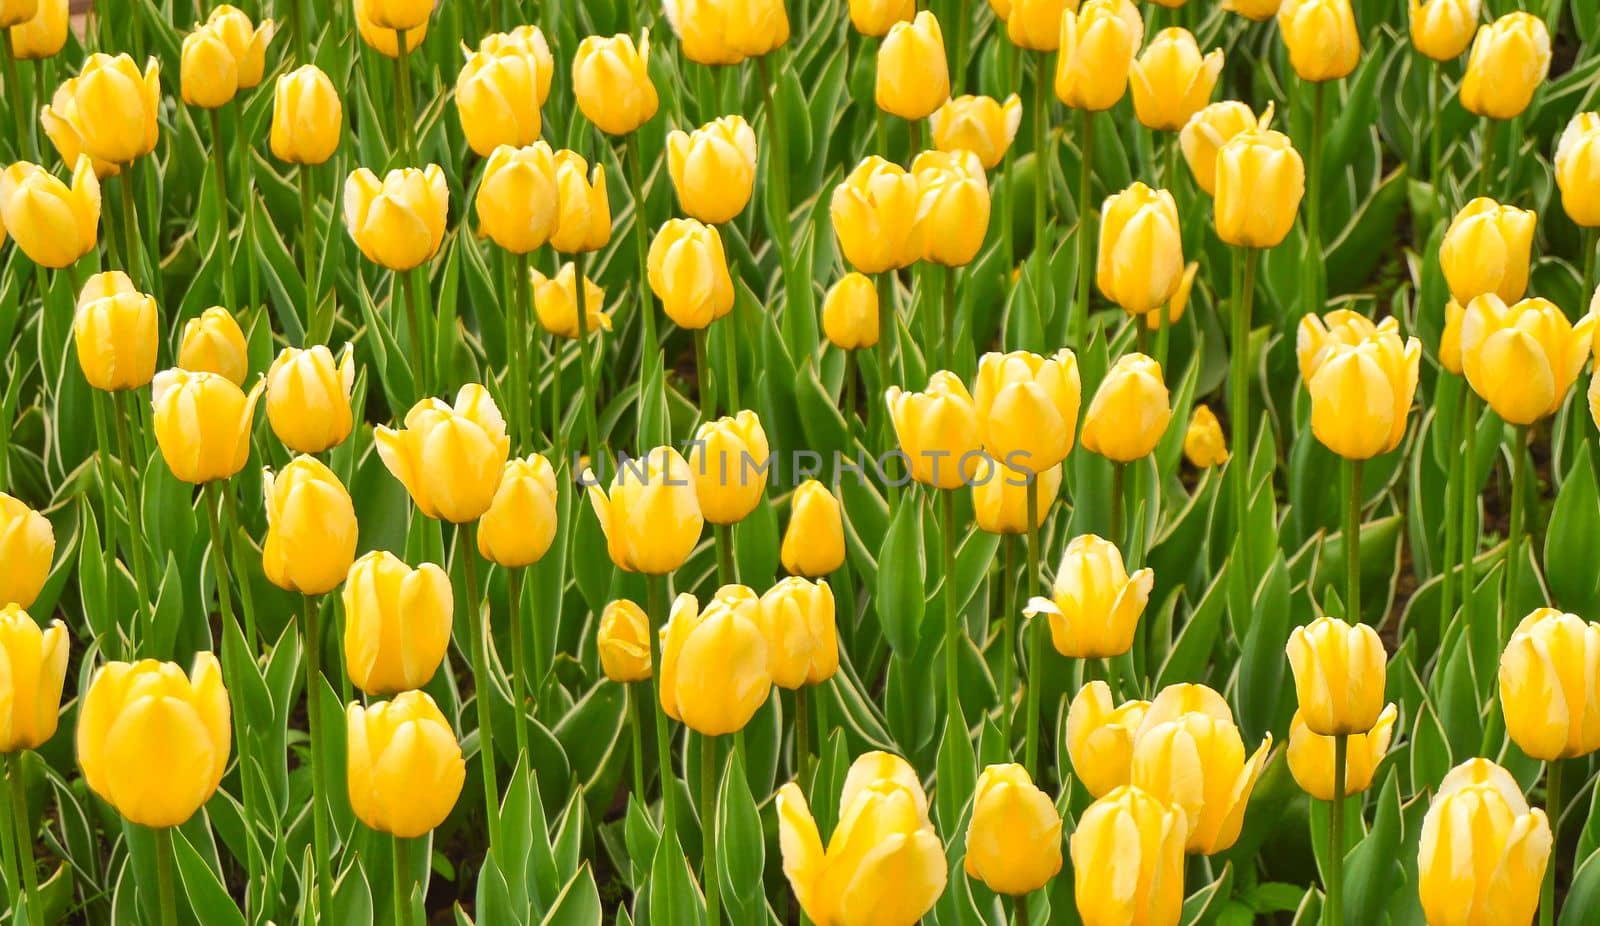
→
(662, 0, 743, 65)
(1214, 127, 1305, 248)
(0, 606, 68, 752)
(376, 384, 510, 523)
(1410, 0, 1481, 62)
(850, 0, 915, 36)
(688, 411, 770, 525)
(877, 12, 949, 120)
(1066, 681, 1151, 798)
(77, 655, 231, 829)
(573, 31, 659, 135)
(531, 263, 610, 338)
(929, 94, 1023, 169)
(972, 457, 1062, 535)
(44, 53, 160, 166)
(585, 446, 704, 575)
(270, 65, 342, 165)
(1285, 615, 1388, 735)
(346, 691, 465, 838)
(181, 28, 239, 109)
(1006, 0, 1068, 50)
(1297, 312, 1422, 460)
(343, 165, 449, 271)
(782, 480, 846, 577)
(911, 149, 991, 266)
(758, 577, 839, 689)
(203, 6, 273, 88)
(1183, 405, 1229, 468)
(1439, 198, 1535, 304)
(265, 344, 356, 454)
(965, 764, 1063, 896)
(72, 273, 157, 392)
(475, 143, 559, 254)
(660, 588, 773, 735)
(666, 115, 759, 225)
(1277, 0, 1359, 82)
(9, 0, 66, 59)
(1098, 183, 1184, 315)
(887, 371, 984, 489)
(456, 46, 543, 157)
(478, 26, 554, 105)
(1130, 28, 1224, 131)
(830, 156, 922, 274)
(1460, 294, 1597, 425)
(648, 218, 735, 329)
(1223, 0, 1281, 22)
(0, 495, 53, 611)
(354, 0, 427, 56)
(1072, 786, 1186, 926)
(40, 83, 116, 178)
(342, 551, 453, 695)
(477, 454, 559, 568)
(261, 457, 358, 596)
(1460, 13, 1550, 121)
(1081, 353, 1171, 462)
(973, 349, 1081, 473)
(1418, 759, 1551, 926)
(1498, 609, 1600, 760)
(1287, 704, 1396, 801)
(777, 751, 947, 925)
(1055, 0, 1143, 112)
(1026, 534, 1153, 658)
(358, 0, 433, 31)
(1556, 113, 1600, 227)
(150, 370, 265, 484)
(822, 273, 880, 350)
(178, 307, 249, 387)
(0, 157, 99, 268)
(1143, 260, 1199, 330)
(598, 599, 653, 683)
(1440, 299, 1466, 375)
(702, 0, 791, 58)
(0, 0, 36, 31)
(550, 150, 611, 254)
(1180, 100, 1270, 196)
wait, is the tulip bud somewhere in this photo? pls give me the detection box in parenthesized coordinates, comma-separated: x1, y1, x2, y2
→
(973, 349, 1081, 473)
(358, 0, 433, 31)
(1180, 100, 1271, 196)
(178, 307, 249, 387)
(1071, 786, 1187, 926)
(1182, 404, 1229, 468)
(0, 157, 100, 269)
(1027, 534, 1153, 659)
(270, 65, 342, 165)
(1409, 0, 1481, 62)
(1006, 0, 1068, 50)
(648, 218, 735, 329)
(354, 0, 428, 57)
(0, 494, 53, 611)
(1557, 113, 1600, 228)
(77, 654, 231, 828)
(1440, 299, 1466, 375)
(758, 577, 839, 689)
(1297, 311, 1422, 460)
(550, 150, 611, 254)
(197, 6, 274, 92)
(821, 273, 880, 350)
(1145, 261, 1199, 331)
(44, 53, 160, 167)
(660, 588, 773, 736)
(1055, 0, 1143, 112)
(343, 165, 449, 271)
(776, 752, 947, 924)
(1277, 0, 1359, 82)
(72, 272, 157, 392)
(1439, 197, 1535, 305)
(151, 369, 265, 484)
(1214, 127, 1305, 249)
(1287, 705, 1396, 801)
(887, 371, 984, 489)
(1285, 615, 1388, 735)
(346, 691, 465, 838)
(1498, 609, 1600, 760)
(1460, 13, 1550, 121)
(478, 26, 554, 105)
(666, 115, 759, 225)
(972, 457, 1062, 535)
(1081, 353, 1172, 462)
(781, 480, 846, 577)
(911, 149, 991, 267)
(599, 599, 653, 683)
(265, 344, 356, 454)
(877, 11, 949, 121)
(260, 456, 358, 597)
(475, 143, 559, 254)
(376, 384, 511, 523)
(532, 263, 610, 338)
(9, 0, 64, 60)
(1066, 681, 1151, 798)
(585, 446, 705, 575)
(688, 412, 770, 525)
(1418, 759, 1551, 926)
(477, 454, 559, 568)
(662, 0, 743, 65)
(830, 156, 923, 274)
(0, 606, 68, 752)
(1098, 183, 1185, 315)
(1460, 294, 1596, 425)
(342, 551, 453, 695)
(1130, 28, 1224, 132)
(965, 764, 1063, 896)
(849, 0, 915, 37)
(573, 31, 659, 136)
(929, 94, 1023, 169)
(1223, 0, 1282, 21)
(456, 45, 544, 157)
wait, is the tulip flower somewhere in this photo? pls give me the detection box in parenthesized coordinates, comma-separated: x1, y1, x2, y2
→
(972, 457, 1062, 535)
(849, 0, 914, 36)
(1286, 704, 1397, 800)
(1143, 261, 1199, 333)
(376, 384, 511, 523)
(1409, 0, 1481, 62)
(911, 149, 991, 267)
(1556, 113, 1600, 228)
(180, 7, 273, 109)
(1286, 615, 1388, 735)
(150, 369, 265, 484)
(531, 264, 610, 338)
(1054, 0, 1142, 113)
(929, 94, 1023, 169)
(341, 551, 453, 695)
(1297, 312, 1422, 460)
(477, 26, 554, 106)
(1418, 759, 1550, 926)
(599, 600, 653, 683)
(585, 445, 705, 575)
(876, 11, 949, 121)
(346, 690, 466, 838)
(1439, 198, 1535, 304)
(1460, 13, 1551, 121)
(573, 31, 659, 136)
(886, 371, 983, 489)
(353, 0, 428, 57)
(667, 116, 759, 225)
(1097, 183, 1184, 316)
(475, 143, 559, 254)
(1066, 681, 1151, 798)
(477, 455, 559, 568)
(1214, 126, 1306, 249)
(178, 306, 249, 387)
(73, 274, 157, 393)
(972, 350, 1081, 474)
(358, 0, 432, 31)
(647, 218, 736, 329)
(270, 65, 342, 165)
(456, 44, 544, 157)
(1027, 534, 1153, 658)
(1179, 100, 1271, 196)
(0, 493, 52, 612)
(1081, 353, 1172, 463)
(662, 0, 737, 65)
(757, 577, 839, 690)
(9, 0, 65, 60)
(830, 156, 922, 274)
(0, 605, 68, 752)
(264, 344, 357, 454)
(688, 412, 770, 525)
(660, 588, 773, 736)
(42, 53, 160, 168)
(0, 157, 99, 269)
(1277, 0, 1360, 82)
(1223, 0, 1282, 22)
(77, 654, 231, 828)
(1183, 405, 1229, 468)
(1071, 786, 1186, 926)
(965, 764, 1063, 896)
(821, 273, 880, 350)
(550, 150, 611, 254)
(1459, 294, 1596, 426)
(781, 480, 846, 577)
(1130, 28, 1224, 132)
(1498, 609, 1600, 761)
(261, 457, 358, 597)
(343, 165, 449, 271)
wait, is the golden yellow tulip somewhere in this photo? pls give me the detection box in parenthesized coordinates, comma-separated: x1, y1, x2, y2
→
(1098, 183, 1185, 315)
(573, 31, 659, 136)
(353, 0, 428, 56)
(1027, 534, 1153, 658)
(477, 455, 559, 568)
(270, 65, 342, 165)
(964, 763, 1063, 896)
(0, 495, 53, 612)
(342, 551, 453, 695)
(821, 273, 880, 350)
(1081, 353, 1171, 462)
(475, 142, 559, 254)
(178, 306, 249, 387)
(1183, 404, 1228, 468)
(346, 691, 465, 838)
(150, 369, 265, 484)
(667, 116, 759, 225)
(1440, 299, 1466, 375)
(972, 457, 1062, 535)
(202, 6, 273, 88)
(1071, 785, 1186, 926)
(1130, 28, 1224, 132)
(688, 411, 770, 525)
(0, 157, 99, 269)
(72, 272, 157, 392)
(1297, 311, 1422, 460)
(358, 0, 432, 31)
(1459, 294, 1597, 426)
(343, 165, 449, 271)
(1409, 0, 1481, 62)
(877, 11, 949, 121)
(1418, 759, 1551, 926)
(887, 371, 984, 489)
(660, 588, 773, 736)
(0, 605, 68, 752)
(1557, 113, 1600, 228)
(929, 94, 1023, 170)
(647, 218, 736, 329)
(7, 0, 61, 58)
(1214, 127, 1305, 249)
(911, 149, 991, 267)
(599, 599, 653, 683)
(181, 28, 240, 109)
(661, 0, 743, 65)
(758, 577, 839, 690)
(1055, 0, 1143, 112)
(830, 155, 922, 274)
(1179, 100, 1271, 196)
(1498, 609, 1600, 760)
(1439, 197, 1535, 304)
(456, 45, 543, 157)
(1223, 0, 1282, 21)
(1277, 0, 1360, 82)
(850, 0, 915, 37)
(43, 53, 160, 167)
(1143, 261, 1199, 330)
(261, 456, 358, 597)
(585, 445, 705, 575)
(265, 344, 356, 454)
(973, 349, 1081, 473)
(781, 480, 846, 577)
(478, 26, 554, 106)
(1066, 680, 1151, 798)
(531, 263, 610, 338)
(1285, 614, 1388, 735)
(375, 384, 511, 523)
(1460, 13, 1551, 121)
(1006, 0, 1068, 50)
(1287, 705, 1397, 801)
(550, 150, 611, 254)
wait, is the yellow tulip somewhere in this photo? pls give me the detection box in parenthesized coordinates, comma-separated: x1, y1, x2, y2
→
(178, 307, 249, 387)
(1130, 28, 1224, 132)
(1223, 0, 1282, 21)
(77, 655, 231, 828)
(1557, 113, 1600, 228)
(1459, 294, 1597, 425)
(821, 273, 880, 350)
(0, 494, 53, 611)
(150, 369, 265, 484)
(965, 763, 1063, 896)
(9, 0, 65, 59)
(475, 143, 559, 254)
(1277, 0, 1360, 82)
(973, 349, 1081, 473)
(1066, 680, 1151, 798)
(1098, 183, 1185, 315)
(72, 272, 157, 392)
(1440, 299, 1466, 375)
(1439, 197, 1535, 304)
(877, 11, 950, 120)
(0, 605, 68, 752)
(1287, 704, 1396, 801)
(1418, 759, 1551, 926)
(1055, 0, 1143, 112)
(478, 26, 554, 106)
(660, 587, 773, 735)
(181, 27, 240, 109)
(1179, 100, 1271, 196)
(667, 115, 759, 225)
(357, 0, 433, 31)
(777, 751, 947, 925)
(758, 577, 839, 689)
(269, 65, 343, 165)
(1285, 614, 1388, 735)
(1460, 13, 1550, 121)
(850, 0, 915, 37)
(573, 31, 659, 136)
(531, 263, 610, 338)
(1143, 261, 1199, 330)
(375, 384, 511, 523)
(456, 44, 544, 157)
(0, 157, 99, 269)
(202, 6, 273, 89)
(1214, 126, 1305, 248)
(1183, 404, 1228, 468)
(648, 218, 735, 329)
(599, 599, 653, 683)
(1409, 0, 1482, 62)
(928, 94, 1024, 169)
(1006, 0, 1069, 50)
(662, 0, 742, 65)
(781, 480, 846, 577)
(1498, 608, 1600, 760)
(343, 165, 449, 271)
(1297, 311, 1422, 460)
(265, 344, 357, 454)
(911, 149, 991, 266)
(585, 446, 705, 575)
(887, 371, 984, 489)
(1027, 534, 1153, 658)
(1081, 353, 1171, 462)
(43, 53, 160, 167)
(342, 551, 453, 695)
(688, 411, 770, 525)
(1071, 785, 1186, 926)
(830, 155, 923, 274)
(346, 690, 465, 838)
(972, 457, 1062, 535)
(261, 456, 358, 597)
(550, 150, 611, 254)
(477, 454, 559, 568)
(353, 0, 428, 56)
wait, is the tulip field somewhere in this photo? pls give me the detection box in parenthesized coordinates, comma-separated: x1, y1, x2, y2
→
(9, 0, 1600, 923)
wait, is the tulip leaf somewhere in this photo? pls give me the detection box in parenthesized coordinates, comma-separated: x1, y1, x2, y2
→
(1155, 561, 1230, 690)
(715, 750, 764, 924)
(648, 833, 706, 926)
(876, 498, 926, 655)
(1233, 555, 1294, 744)
(1180, 861, 1233, 926)
(934, 713, 977, 836)
(331, 857, 374, 926)
(1342, 770, 1405, 925)
(173, 829, 248, 926)
(540, 864, 603, 926)
(1561, 849, 1600, 926)
(1544, 443, 1600, 617)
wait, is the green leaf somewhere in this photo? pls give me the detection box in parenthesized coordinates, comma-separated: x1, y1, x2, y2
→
(1545, 442, 1600, 616)
(173, 830, 248, 926)
(876, 498, 926, 655)
(540, 865, 603, 926)
(1343, 770, 1405, 925)
(715, 750, 764, 924)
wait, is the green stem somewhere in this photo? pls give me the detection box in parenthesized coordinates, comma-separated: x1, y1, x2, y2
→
(1110, 462, 1125, 552)
(1304, 79, 1325, 319)
(715, 523, 738, 586)
(626, 136, 658, 355)
(1000, 48, 1019, 280)
(629, 683, 646, 805)
(1542, 759, 1563, 926)
(207, 109, 237, 309)
(720, 315, 741, 414)
(112, 391, 156, 649)
(794, 686, 810, 789)
(1346, 459, 1362, 623)
(1428, 60, 1443, 185)
(951, 0, 969, 88)
(1071, 108, 1096, 350)
(701, 734, 722, 926)
(459, 523, 502, 851)
(874, 272, 893, 436)
(1440, 395, 1461, 652)
(300, 165, 324, 342)
(1032, 55, 1049, 270)
(509, 567, 532, 761)
(394, 30, 415, 161)
(294, 0, 312, 64)
(1022, 478, 1044, 776)
(391, 834, 408, 926)
(508, 252, 530, 452)
(233, 103, 259, 314)
(155, 826, 178, 926)
(398, 272, 426, 401)
(941, 489, 961, 727)
(1, 35, 33, 162)
(694, 328, 713, 422)
(204, 484, 237, 653)
(646, 574, 679, 835)
(1478, 117, 1498, 200)
(1583, 227, 1597, 307)
(220, 487, 259, 652)
(1014, 891, 1030, 926)
(1504, 425, 1529, 637)
(1000, 535, 1017, 746)
(942, 266, 957, 371)
(0, 752, 17, 918)
(302, 596, 333, 917)
(572, 252, 605, 480)
(119, 168, 143, 291)
(1460, 392, 1478, 638)
(1327, 734, 1347, 926)
(90, 394, 121, 656)
(7, 754, 38, 926)
(1231, 248, 1260, 577)
(757, 56, 795, 301)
